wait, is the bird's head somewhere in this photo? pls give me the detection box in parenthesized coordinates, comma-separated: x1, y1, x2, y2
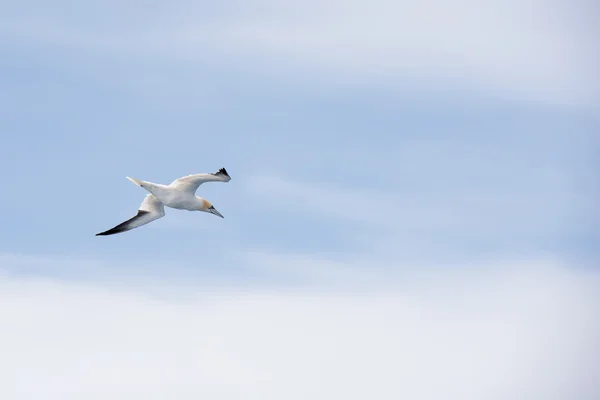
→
(200, 198, 224, 218)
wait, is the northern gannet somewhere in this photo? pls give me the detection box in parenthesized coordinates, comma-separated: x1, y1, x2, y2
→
(96, 167, 231, 236)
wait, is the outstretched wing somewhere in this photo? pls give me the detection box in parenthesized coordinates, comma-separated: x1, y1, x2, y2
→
(168, 167, 231, 194)
(96, 194, 165, 236)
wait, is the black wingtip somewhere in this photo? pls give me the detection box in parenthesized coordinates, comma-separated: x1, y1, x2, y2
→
(95, 210, 150, 236)
(215, 167, 230, 177)
(95, 228, 123, 236)
(95, 229, 120, 236)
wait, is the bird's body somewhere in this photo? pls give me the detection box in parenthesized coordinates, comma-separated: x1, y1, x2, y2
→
(125, 178, 201, 211)
(96, 168, 230, 236)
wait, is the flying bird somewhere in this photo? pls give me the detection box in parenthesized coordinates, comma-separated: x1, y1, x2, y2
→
(96, 167, 231, 236)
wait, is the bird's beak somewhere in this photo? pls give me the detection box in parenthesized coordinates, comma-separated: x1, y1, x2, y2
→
(208, 206, 224, 218)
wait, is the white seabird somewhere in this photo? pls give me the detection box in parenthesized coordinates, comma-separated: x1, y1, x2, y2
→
(96, 167, 231, 236)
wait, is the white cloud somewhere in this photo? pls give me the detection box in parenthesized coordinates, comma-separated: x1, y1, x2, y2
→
(0, 257, 598, 400)
(1, 0, 596, 107)
(193, 0, 595, 105)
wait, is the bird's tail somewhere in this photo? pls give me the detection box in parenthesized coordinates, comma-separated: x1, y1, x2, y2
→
(125, 176, 164, 198)
(126, 176, 144, 187)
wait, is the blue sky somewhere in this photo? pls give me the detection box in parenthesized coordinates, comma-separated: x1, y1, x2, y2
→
(0, 1, 599, 398)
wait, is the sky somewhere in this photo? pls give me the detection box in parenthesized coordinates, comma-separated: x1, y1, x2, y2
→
(0, 1, 599, 399)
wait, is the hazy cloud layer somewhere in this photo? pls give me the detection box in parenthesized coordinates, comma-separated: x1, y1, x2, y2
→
(1, 258, 599, 400)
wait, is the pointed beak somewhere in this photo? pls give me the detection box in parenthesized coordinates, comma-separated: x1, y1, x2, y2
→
(208, 206, 224, 218)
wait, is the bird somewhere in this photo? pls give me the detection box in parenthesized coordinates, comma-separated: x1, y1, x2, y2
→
(96, 167, 231, 236)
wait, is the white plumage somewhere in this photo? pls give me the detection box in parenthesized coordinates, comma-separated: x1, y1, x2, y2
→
(96, 167, 231, 236)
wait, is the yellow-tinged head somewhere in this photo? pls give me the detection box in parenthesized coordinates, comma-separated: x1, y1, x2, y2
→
(200, 198, 224, 218)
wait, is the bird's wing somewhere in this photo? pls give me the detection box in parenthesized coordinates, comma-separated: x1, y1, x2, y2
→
(96, 194, 165, 236)
(168, 167, 231, 194)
